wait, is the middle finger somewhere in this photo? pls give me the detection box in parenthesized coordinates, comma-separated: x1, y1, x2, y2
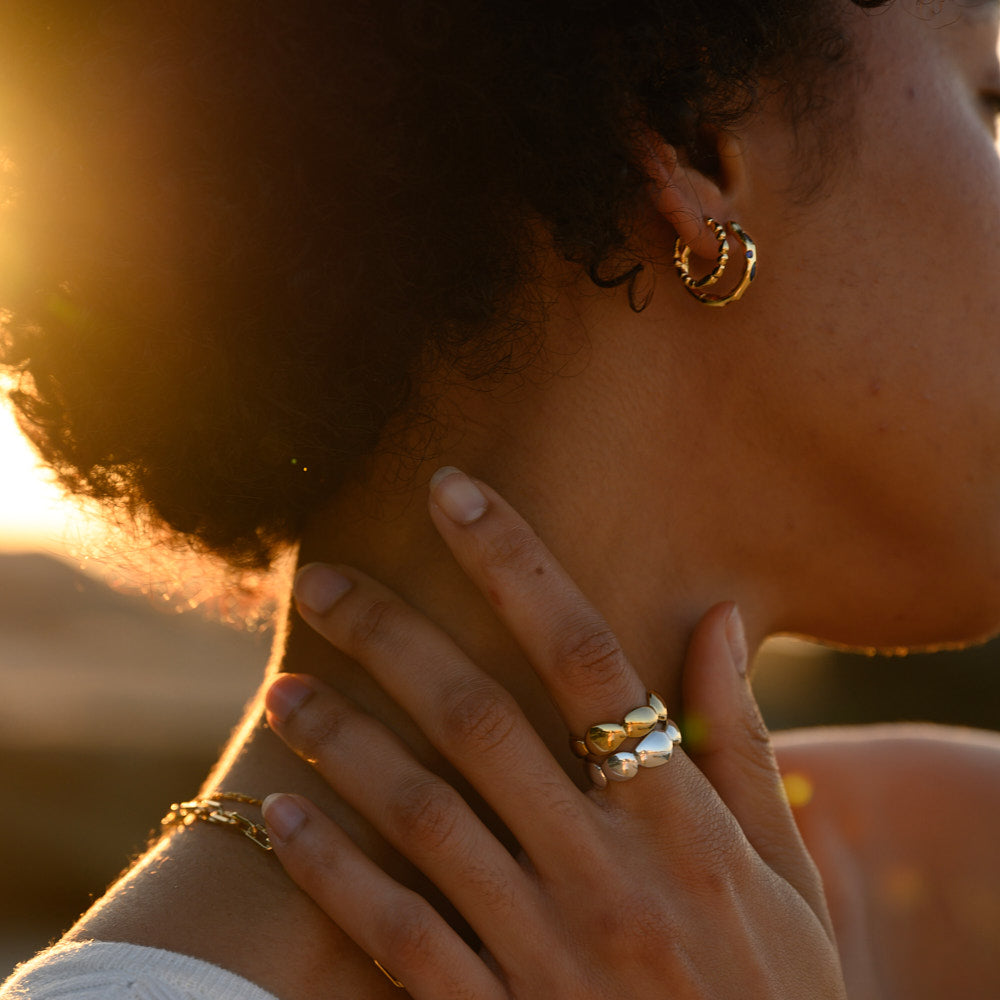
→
(289, 566, 599, 863)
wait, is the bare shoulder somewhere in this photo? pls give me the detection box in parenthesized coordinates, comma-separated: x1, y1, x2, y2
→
(773, 718, 1000, 760)
(772, 724, 1000, 999)
(773, 722, 1000, 849)
(774, 721, 1000, 808)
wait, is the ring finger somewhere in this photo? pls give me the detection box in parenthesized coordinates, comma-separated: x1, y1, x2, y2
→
(265, 670, 540, 954)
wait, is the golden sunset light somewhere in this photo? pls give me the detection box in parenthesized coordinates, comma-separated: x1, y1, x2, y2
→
(5, 7, 1000, 993)
(0, 401, 78, 551)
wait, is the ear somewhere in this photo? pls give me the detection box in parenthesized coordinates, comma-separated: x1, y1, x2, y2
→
(639, 131, 746, 263)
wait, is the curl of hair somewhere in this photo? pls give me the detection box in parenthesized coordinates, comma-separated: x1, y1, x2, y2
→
(0, 0, 887, 569)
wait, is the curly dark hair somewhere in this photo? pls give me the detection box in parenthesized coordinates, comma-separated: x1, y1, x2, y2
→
(0, 0, 887, 570)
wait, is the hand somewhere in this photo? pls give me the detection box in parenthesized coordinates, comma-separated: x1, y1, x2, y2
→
(261, 469, 847, 999)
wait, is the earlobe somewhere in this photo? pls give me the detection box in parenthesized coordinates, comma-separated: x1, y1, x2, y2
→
(640, 133, 743, 263)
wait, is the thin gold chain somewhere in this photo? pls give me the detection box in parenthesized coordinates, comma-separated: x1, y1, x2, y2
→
(161, 791, 406, 987)
(161, 791, 272, 851)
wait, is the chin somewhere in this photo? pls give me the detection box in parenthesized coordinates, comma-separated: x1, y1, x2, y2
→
(795, 565, 1000, 655)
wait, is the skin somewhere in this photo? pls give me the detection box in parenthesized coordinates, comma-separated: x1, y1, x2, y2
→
(56, 1, 1000, 997)
(262, 496, 846, 999)
(260, 490, 1000, 998)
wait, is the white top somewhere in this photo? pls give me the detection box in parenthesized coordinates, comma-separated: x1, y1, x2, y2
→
(1, 941, 279, 1000)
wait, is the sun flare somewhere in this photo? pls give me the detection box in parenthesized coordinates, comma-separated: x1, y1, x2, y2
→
(0, 401, 85, 552)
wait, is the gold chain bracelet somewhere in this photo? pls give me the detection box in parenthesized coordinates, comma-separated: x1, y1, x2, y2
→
(160, 791, 405, 988)
(161, 791, 272, 851)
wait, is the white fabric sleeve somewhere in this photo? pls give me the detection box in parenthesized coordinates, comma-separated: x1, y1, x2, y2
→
(1, 940, 280, 1000)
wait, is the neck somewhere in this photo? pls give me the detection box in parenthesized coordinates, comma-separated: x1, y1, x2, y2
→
(209, 282, 779, 843)
(73, 281, 783, 999)
(209, 384, 773, 826)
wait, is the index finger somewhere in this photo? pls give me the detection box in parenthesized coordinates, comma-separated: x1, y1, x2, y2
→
(428, 466, 647, 737)
(427, 466, 758, 853)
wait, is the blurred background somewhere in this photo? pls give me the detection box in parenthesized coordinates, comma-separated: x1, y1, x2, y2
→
(2, 398, 999, 979)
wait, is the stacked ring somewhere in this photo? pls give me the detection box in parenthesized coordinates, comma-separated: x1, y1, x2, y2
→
(570, 691, 682, 789)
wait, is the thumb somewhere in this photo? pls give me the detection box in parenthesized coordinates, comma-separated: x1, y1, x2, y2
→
(682, 603, 832, 931)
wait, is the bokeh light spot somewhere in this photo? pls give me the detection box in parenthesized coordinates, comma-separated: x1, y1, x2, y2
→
(781, 770, 814, 809)
(681, 710, 710, 753)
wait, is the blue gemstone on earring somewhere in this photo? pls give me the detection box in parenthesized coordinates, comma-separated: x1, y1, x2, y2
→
(746, 250, 754, 259)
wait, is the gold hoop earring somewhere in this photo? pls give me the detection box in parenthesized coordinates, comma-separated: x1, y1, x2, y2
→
(673, 220, 757, 308)
(673, 218, 729, 290)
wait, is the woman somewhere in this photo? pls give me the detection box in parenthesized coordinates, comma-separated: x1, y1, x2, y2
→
(2, 0, 999, 996)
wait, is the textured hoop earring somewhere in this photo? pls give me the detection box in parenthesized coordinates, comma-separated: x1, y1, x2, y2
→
(673, 218, 729, 290)
(673, 220, 757, 307)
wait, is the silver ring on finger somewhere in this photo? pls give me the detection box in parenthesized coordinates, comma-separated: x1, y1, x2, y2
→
(570, 692, 682, 789)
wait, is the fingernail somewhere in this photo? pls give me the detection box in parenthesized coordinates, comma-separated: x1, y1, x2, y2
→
(725, 603, 748, 677)
(430, 466, 488, 525)
(294, 563, 352, 615)
(266, 673, 314, 723)
(262, 793, 306, 844)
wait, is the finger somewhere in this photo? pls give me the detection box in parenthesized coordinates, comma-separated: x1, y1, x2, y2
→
(425, 469, 733, 819)
(261, 792, 504, 1000)
(265, 672, 539, 954)
(290, 565, 595, 866)
(681, 602, 833, 929)
(427, 467, 646, 734)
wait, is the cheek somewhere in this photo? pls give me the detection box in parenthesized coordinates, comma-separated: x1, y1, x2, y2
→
(799, 100, 1000, 456)
(749, 307, 1000, 564)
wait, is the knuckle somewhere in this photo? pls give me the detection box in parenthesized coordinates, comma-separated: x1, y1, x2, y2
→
(590, 887, 677, 961)
(347, 596, 399, 650)
(480, 522, 544, 575)
(693, 710, 776, 780)
(457, 862, 517, 917)
(288, 700, 349, 764)
(438, 679, 519, 756)
(619, 888, 675, 943)
(691, 850, 743, 897)
(727, 714, 779, 784)
(550, 615, 629, 693)
(539, 785, 589, 824)
(674, 819, 749, 897)
(742, 709, 776, 760)
(389, 779, 464, 854)
(384, 898, 439, 970)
